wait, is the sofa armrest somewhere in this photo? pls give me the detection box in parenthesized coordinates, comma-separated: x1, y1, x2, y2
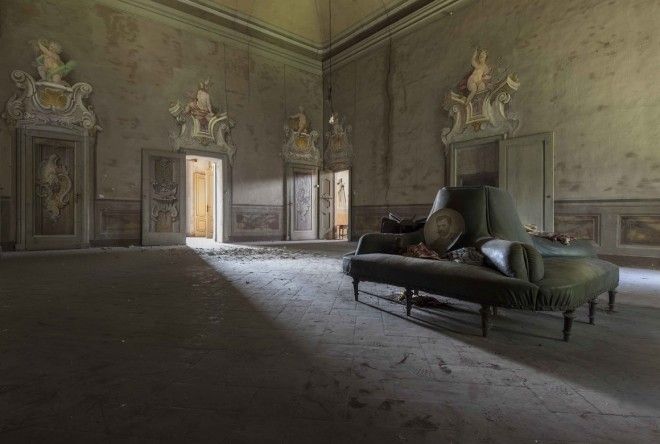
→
(355, 230, 424, 255)
(479, 238, 545, 282)
(532, 237, 597, 258)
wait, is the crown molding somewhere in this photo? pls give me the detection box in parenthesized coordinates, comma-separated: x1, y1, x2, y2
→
(173, 0, 326, 54)
(97, 0, 323, 75)
(96, 0, 475, 76)
(156, 0, 445, 61)
(324, 0, 473, 72)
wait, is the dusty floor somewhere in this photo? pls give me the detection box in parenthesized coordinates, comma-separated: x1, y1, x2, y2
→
(1, 241, 659, 443)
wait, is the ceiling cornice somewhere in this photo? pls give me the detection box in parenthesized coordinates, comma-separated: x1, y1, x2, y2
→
(158, 0, 447, 60)
(325, 0, 473, 72)
(98, 0, 323, 74)
(97, 0, 474, 76)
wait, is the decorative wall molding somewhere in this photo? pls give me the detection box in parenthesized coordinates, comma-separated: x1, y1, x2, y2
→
(325, 0, 472, 71)
(554, 214, 601, 245)
(231, 204, 284, 240)
(169, 79, 237, 164)
(94, 199, 141, 242)
(555, 199, 660, 258)
(160, 0, 440, 60)
(98, 0, 322, 75)
(442, 72, 520, 148)
(3, 70, 100, 133)
(282, 107, 321, 166)
(324, 112, 353, 171)
(98, 0, 472, 75)
(353, 200, 660, 258)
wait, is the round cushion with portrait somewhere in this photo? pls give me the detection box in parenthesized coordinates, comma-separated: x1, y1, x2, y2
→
(424, 208, 466, 255)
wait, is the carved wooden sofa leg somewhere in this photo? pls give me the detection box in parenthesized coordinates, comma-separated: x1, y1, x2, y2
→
(563, 310, 575, 342)
(480, 304, 492, 337)
(588, 299, 597, 325)
(404, 288, 413, 316)
(608, 290, 617, 312)
(353, 278, 359, 301)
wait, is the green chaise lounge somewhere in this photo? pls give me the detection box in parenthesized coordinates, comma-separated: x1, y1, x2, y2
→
(343, 186, 619, 341)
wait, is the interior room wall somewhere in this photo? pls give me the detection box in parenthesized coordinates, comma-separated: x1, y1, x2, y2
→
(0, 0, 323, 246)
(325, 0, 660, 257)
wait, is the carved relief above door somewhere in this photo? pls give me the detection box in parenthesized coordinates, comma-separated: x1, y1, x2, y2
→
(3, 60, 98, 250)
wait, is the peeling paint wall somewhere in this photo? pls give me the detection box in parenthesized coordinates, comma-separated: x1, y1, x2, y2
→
(0, 0, 322, 243)
(326, 0, 660, 209)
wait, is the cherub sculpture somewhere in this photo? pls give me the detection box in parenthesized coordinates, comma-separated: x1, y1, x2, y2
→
(328, 111, 343, 135)
(33, 38, 77, 85)
(288, 106, 309, 133)
(184, 79, 215, 128)
(465, 48, 491, 103)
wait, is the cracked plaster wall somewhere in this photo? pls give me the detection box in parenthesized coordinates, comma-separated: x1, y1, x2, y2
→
(0, 0, 322, 242)
(326, 0, 660, 206)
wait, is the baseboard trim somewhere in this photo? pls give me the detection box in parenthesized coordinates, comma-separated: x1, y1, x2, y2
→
(1, 242, 16, 252)
(90, 239, 141, 248)
(229, 235, 285, 242)
(599, 254, 659, 270)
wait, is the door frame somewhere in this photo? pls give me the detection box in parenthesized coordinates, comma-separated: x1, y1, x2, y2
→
(285, 163, 319, 241)
(180, 149, 231, 243)
(447, 134, 506, 187)
(16, 125, 92, 250)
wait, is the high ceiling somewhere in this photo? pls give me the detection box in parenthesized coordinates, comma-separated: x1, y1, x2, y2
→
(186, 0, 417, 47)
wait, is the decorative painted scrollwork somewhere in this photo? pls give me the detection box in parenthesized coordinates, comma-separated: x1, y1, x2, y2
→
(441, 48, 520, 150)
(282, 105, 321, 166)
(169, 80, 237, 164)
(150, 159, 179, 226)
(324, 112, 352, 171)
(3, 70, 100, 133)
(36, 153, 72, 221)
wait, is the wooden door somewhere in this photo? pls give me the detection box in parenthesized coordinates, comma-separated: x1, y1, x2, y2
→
(193, 171, 207, 237)
(319, 170, 334, 240)
(500, 133, 554, 231)
(206, 163, 214, 239)
(287, 165, 318, 241)
(142, 150, 186, 246)
(25, 133, 85, 250)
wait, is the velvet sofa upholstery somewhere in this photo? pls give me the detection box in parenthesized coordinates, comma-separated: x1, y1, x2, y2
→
(343, 186, 619, 341)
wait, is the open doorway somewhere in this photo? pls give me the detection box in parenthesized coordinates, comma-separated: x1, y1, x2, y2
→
(333, 169, 350, 240)
(319, 169, 351, 241)
(186, 155, 223, 244)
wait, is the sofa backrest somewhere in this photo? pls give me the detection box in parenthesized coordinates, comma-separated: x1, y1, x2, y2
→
(428, 186, 533, 248)
(485, 186, 534, 245)
(429, 186, 490, 249)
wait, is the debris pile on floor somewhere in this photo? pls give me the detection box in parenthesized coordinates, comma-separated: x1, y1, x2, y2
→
(194, 245, 322, 262)
(397, 292, 451, 308)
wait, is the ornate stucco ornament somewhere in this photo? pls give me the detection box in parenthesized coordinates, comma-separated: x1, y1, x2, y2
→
(3, 70, 100, 133)
(3, 39, 99, 132)
(441, 48, 520, 148)
(36, 153, 73, 221)
(151, 158, 179, 226)
(282, 106, 321, 166)
(169, 79, 236, 164)
(324, 112, 352, 171)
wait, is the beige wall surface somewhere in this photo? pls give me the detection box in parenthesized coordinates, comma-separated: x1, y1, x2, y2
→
(0, 0, 322, 242)
(326, 0, 660, 207)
